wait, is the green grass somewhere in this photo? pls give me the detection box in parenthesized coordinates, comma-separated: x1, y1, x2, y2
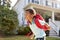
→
(46, 37, 60, 40)
(0, 35, 60, 40)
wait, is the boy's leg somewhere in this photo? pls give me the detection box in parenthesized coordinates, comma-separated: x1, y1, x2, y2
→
(36, 37, 44, 40)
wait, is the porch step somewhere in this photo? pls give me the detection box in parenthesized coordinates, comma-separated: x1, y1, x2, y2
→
(49, 28, 58, 37)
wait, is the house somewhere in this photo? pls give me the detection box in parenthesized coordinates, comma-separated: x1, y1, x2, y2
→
(13, 0, 60, 37)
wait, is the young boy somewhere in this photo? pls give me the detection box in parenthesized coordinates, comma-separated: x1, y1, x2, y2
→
(25, 9, 46, 40)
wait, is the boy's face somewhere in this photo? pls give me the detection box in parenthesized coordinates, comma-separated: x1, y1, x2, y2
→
(25, 11, 31, 21)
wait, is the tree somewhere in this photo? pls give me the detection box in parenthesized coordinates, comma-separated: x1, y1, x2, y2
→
(0, 0, 11, 8)
(0, 6, 19, 35)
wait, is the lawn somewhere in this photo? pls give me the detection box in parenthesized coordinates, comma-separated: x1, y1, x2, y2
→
(0, 35, 60, 40)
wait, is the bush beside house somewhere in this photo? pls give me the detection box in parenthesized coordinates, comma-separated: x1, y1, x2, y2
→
(0, 6, 19, 35)
(0, 6, 31, 36)
(17, 26, 31, 35)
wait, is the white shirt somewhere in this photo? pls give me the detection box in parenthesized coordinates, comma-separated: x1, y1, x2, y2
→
(29, 19, 46, 39)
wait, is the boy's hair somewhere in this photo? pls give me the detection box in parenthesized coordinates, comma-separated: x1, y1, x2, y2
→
(25, 9, 34, 14)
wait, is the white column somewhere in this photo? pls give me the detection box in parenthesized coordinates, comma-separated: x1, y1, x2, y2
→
(52, 11, 55, 22)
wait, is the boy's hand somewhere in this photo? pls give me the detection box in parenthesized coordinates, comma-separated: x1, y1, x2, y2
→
(43, 23, 51, 31)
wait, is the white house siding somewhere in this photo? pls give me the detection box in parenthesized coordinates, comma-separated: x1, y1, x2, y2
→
(13, 0, 28, 26)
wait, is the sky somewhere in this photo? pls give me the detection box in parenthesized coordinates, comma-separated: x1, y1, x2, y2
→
(10, 0, 17, 7)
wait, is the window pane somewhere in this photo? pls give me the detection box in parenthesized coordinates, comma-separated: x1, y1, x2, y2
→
(52, 2, 54, 7)
(35, 0, 39, 4)
(46, 0, 48, 6)
(55, 3, 57, 8)
(28, 0, 30, 3)
(32, 0, 34, 3)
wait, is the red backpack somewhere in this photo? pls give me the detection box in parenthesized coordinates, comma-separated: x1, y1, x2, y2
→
(34, 14, 50, 31)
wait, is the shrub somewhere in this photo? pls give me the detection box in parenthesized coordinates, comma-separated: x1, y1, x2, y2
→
(17, 26, 31, 35)
(0, 6, 19, 35)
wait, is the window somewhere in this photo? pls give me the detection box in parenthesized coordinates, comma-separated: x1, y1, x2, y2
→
(52, 2, 54, 8)
(28, 0, 30, 3)
(31, 0, 39, 4)
(46, 1, 52, 7)
(35, 0, 39, 4)
(32, 0, 34, 3)
(46, 0, 48, 6)
(55, 3, 57, 8)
